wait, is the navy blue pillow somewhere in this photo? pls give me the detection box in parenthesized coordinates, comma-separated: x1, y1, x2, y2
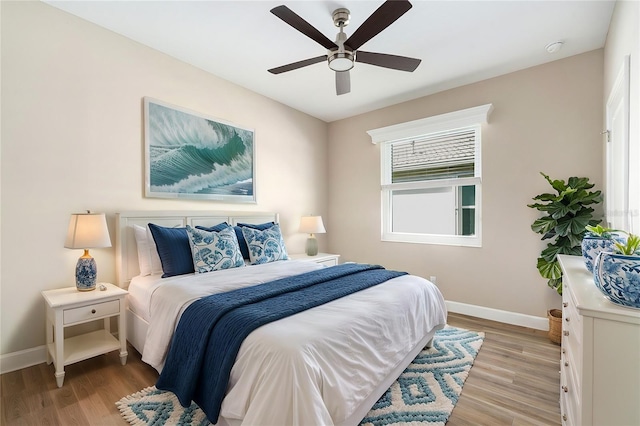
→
(149, 222, 230, 278)
(195, 222, 231, 232)
(148, 224, 193, 278)
(235, 222, 275, 259)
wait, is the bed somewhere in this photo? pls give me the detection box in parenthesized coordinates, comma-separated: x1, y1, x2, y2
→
(115, 211, 447, 426)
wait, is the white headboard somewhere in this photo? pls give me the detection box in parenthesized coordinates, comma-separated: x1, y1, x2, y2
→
(115, 211, 279, 288)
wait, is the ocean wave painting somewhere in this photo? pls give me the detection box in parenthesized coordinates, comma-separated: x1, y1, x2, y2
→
(144, 98, 255, 202)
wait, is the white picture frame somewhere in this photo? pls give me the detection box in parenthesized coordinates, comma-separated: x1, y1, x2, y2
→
(143, 97, 256, 203)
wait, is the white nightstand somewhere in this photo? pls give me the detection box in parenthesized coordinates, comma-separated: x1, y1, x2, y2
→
(289, 252, 340, 267)
(41, 283, 128, 387)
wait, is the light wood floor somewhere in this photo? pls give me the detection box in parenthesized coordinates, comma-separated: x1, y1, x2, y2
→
(1, 313, 561, 425)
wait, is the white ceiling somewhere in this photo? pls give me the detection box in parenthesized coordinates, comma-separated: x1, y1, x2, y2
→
(44, 1, 615, 122)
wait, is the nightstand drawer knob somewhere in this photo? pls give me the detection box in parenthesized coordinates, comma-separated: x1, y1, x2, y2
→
(563, 330, 569, 336)
(562, 385, 569, 393)
(91, 309, 96, 314)
(564, 361, 569, 367)
(565, 317, 570, 322)
(563, 302, 568, 307)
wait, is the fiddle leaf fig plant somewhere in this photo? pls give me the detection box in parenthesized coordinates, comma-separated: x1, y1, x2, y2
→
(528, 173, 603, 295)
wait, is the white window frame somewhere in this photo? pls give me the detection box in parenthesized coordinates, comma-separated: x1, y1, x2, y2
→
(368, 104, 493, 247)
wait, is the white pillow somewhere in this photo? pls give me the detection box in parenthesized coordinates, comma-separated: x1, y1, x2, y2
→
(133, 224, 163, 276)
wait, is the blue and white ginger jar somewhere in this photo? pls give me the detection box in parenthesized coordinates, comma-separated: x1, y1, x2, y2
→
(593, 251, 640, 309)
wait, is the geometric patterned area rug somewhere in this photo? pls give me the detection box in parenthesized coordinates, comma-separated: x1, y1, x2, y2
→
(360, 326, 484, 426)
(116, 326, 484, 426)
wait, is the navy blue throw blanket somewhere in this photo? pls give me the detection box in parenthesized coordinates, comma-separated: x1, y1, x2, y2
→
(156, 263, 407, 423)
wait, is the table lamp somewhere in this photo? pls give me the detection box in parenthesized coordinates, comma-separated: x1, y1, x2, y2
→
(64, 211, 112, 291)
(299, 215, 326, 256)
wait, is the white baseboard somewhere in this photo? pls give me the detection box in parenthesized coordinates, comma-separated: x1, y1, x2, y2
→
(0, 345, 47, 375)
(446, 300, 549, 331)
(1, 331, 121, 375)
(1, 306, 545, 375)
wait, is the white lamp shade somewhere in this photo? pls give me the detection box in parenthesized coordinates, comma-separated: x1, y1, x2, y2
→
(64, 213, 112, 249)
(299, 216, 326, 234)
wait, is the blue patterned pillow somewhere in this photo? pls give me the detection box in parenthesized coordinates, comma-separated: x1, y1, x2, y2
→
(186, 225, 245, 273)
(235, 222, 276, 259)
(241, 224, 289, 265)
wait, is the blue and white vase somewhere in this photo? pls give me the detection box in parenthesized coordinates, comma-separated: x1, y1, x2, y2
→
(581, 234, 626, 273)
(593, 251, 640, 309)
(76, 256, 97, 291)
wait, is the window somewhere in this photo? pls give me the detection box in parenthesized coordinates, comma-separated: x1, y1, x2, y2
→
(367, 104, 493, 247)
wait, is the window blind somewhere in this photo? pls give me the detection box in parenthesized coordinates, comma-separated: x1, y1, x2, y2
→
(391, 128, 476, 183)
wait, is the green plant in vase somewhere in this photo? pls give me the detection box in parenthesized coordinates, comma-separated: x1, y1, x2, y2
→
(581, 224, 626, 273)
(614, 233, 640, 255)
(528, 173, 603, 295)
(585, 224, 618, 238)
(593, 233, 640, 308)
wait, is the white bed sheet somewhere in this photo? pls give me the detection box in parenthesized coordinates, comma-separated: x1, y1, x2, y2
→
(133, 260, 447, 425)
(128, 274, 164, 322)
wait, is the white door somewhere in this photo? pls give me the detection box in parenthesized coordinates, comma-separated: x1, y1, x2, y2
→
(605, 56, 630, 231)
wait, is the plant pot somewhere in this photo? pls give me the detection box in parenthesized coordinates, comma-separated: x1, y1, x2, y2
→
(593, 251, 640, 309)
(547, 308, 562, 345)
(581, 234, 626, 273)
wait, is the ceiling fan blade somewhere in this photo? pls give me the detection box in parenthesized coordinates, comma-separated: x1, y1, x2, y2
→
(336, 71, 351, 95)
(356, 51, 421, 72)
(344, 0, 412, 51)
(271, 5, 338, 50)
(268, 55, 328, 74)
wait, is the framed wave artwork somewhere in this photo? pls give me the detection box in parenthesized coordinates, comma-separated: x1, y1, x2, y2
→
(144, 97, 256, 202)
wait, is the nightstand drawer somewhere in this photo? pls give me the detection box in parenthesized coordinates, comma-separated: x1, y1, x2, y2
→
(64, 300, 120, 325)
(317, 258, 338, 267)
(288, 253, 340, 266)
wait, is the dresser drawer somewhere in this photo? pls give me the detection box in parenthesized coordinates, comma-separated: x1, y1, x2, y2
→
(562, 344, 581, 401)
(561, 357, 580, 426)
(563, 285, 582, 346)
(561, 389, 572, 426)
(64, 300, 120, 325)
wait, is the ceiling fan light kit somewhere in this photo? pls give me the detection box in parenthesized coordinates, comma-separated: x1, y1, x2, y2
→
(269, 0, 421, 96)
(328, 51, 354, 72)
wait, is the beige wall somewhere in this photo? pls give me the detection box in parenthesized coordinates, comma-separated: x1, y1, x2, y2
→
(1, 0, 626, 362)
(604, 1, 639, 233)
(327, 50, 604, 318)
(0, 2, 328, 355)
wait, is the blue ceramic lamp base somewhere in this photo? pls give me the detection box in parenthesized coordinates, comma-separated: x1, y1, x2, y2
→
(76, 251, 97, 291)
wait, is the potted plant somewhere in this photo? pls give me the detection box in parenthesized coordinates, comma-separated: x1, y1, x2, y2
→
(528, 172, 603, 295)
(593, 233, 640, 309)
(528, 173, 603, 344)
(581, 224, 626, 273)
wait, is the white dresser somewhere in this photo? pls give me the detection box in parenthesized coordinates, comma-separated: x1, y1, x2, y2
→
(558, 255, 640, 426)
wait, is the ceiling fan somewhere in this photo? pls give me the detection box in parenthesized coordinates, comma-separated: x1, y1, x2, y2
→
(268, 0, 421, 96)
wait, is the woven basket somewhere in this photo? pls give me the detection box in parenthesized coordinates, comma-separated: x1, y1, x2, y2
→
(547, 308, 562, 345)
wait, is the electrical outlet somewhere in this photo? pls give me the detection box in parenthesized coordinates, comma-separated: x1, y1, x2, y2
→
(430, 276, 437, 284)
